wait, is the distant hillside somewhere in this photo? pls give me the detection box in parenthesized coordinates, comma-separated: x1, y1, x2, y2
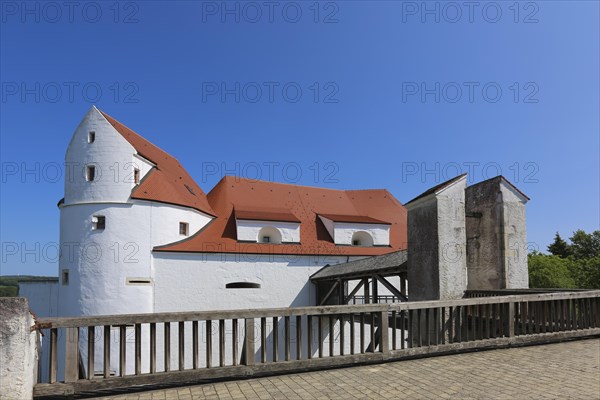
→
(0, 275, 58, 297)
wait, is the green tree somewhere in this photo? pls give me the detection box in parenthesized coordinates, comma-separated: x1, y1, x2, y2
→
(547, 232, 571, 258)
(569, 230, 600, 260)
(528, 253, 576, 289)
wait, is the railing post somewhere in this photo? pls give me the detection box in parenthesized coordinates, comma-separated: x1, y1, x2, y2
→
(244, 318, 255, 366)
(65, 327, 79, 382)
(507, 302, 515, 337)
(379, 310, 389, 354)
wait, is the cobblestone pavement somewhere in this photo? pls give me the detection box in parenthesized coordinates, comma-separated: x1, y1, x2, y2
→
(95, 339, 600, 400)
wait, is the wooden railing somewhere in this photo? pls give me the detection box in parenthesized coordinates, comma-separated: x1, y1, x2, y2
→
(33, 290, 600, 397)
(350, 295, 403, 304)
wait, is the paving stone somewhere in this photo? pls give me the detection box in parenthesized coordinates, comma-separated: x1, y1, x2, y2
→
(92, 339, 600, 400)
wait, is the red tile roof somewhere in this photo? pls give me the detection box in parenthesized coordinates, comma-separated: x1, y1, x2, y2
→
(235, 207, 301, 223)
(156, 177, 407, 256)
(100, 111, 216, 217)
(318, 213, 391, 225)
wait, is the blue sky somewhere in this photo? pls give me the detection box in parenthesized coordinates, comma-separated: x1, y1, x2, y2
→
(1, 1, 598, 276)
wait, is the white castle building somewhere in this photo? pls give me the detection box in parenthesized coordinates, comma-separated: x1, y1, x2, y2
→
(22, 106, 409, 320)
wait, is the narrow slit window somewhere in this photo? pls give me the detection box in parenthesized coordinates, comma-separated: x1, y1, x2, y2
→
(86, 165, 96, 181)
(126, 277, 152, 286)
(92, 215, 105, 230)
(134, 168, 140, 184)
(61, 269, 69, 285)
(179, 222, 189, 236)
(226, 282, 261, 289)
(88, 131, 95, 143)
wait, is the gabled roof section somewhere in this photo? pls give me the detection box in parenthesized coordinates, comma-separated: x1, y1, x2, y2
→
(311, 250, 407, 281)
(318, 213, 391, 225)
(99, 110, 215, 216)
(235, 207, 301, 223)
(404, 173, 467, 206)
(155, 177, 407, 256)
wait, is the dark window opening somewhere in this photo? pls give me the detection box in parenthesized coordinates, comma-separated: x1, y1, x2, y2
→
(61, 269, 69, 285)
(353, 240, 361, 246)
(226, 282, 261, 289)
(262, 236, 271, 243)
(179, 222, 189, 236)
(134, 168, 140, 184)
(88, 131, 95, 143)
(93, 216, 106, 230)
(86, 166, 96, 181)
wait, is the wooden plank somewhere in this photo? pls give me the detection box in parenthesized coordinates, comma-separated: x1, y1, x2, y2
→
(260, 318, 266, 363)
(328, 316, 334, 357)
(232, 319, 238, 366)
(219, 320, 225, 368)
(50, 328, 57, 383)
(318, 316, 323, 358)
(296, 316, 302, 361)
(370, 312, 376, 352)
(34, 290, 600, 329)
(344, 280, 364, 304)
(284, 316, 290, 361)
(206, 320, 212, 368)
(507, 303, 515, 338)
(339, 315, 345, 356)
(179, 321, 185, 371)
(103, 326, 110, 379)
(272, 317, 279, 362)
(349, 314, 356, 354)
(119, 326, 126, 377)
(379, 311, 389, 354)
(192, 321, 198, 369)
(375, 274, 408, 301)
(363, 278, 370, 304)
(87, 326, 95, 380)
(360, 313, 365, 353)
(150, 323, 156, 373)
(164, 322, 171, 372)
(65, 327, 79, 382)
(391, 310, 397, 350)
(307, 316, 313, 359)
(135, 324, 142, 375)
(243, 318, 255, 366)
(400, 310, 406, 349)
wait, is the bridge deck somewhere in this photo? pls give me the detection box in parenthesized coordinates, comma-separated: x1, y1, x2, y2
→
(92, 339, 599, 399)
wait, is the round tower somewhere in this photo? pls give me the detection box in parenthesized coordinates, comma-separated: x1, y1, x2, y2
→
(57, 106, 155, 318)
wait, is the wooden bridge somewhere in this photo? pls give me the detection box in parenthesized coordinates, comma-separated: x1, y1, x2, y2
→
(32, 289, 600, 398)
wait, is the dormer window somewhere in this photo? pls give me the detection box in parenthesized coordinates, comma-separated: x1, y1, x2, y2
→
(258, 227, 282, 244)
(179, 222, 189, 236)
(86, 166, 95, 181)
(92, 216, 105, 230)
(88, 131, 95, 143)
(351, 231, 374, 247)
(134, 168, 140, 184)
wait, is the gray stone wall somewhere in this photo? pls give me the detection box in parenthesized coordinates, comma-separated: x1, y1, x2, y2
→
(0, 298, 38, 400)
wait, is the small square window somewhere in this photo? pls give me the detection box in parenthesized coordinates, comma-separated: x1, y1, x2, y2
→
(134, 168, 140, 184)
(61, 269, 69, 285)
(353, 240, 361, 246)
(179, 222, 189, 236)
(262, 236, 271, 243)
(88, 131, 95, 143)
(86, 166, 96, 181)
(92, 215, 105, 230)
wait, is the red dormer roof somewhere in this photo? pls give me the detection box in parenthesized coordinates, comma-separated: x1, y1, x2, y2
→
(100, 111, 216, 217)
(156, 177, 407, 256)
